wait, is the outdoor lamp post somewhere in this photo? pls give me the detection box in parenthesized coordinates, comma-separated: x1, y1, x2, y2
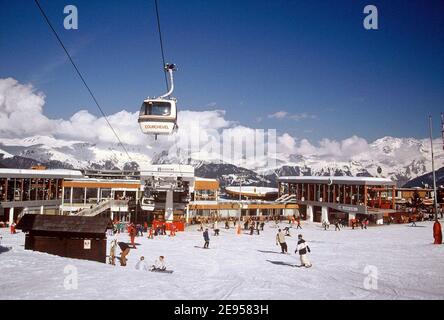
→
(429, 115, 442, 244)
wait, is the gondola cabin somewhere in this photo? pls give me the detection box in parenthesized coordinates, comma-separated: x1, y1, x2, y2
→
(138, 98, 177, 135)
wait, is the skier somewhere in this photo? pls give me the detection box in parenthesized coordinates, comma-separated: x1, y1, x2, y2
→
(109, 239, 117, 265)
(150, 256, 166, 271)
(410, 215, 417, 227)
(361, 218, 368, 230)
(225, 220, 230, 229)
(147, 227, 154, 239)
(249, 224, 255, 235)
(213, 221, 220, 236)
(135, 256, 149, 271)
(170, 224, 176, 237)
(276, 229, 288, 254)
(260, 221, 265, 231)
(10, 222, 16, 234)
(129, 224, 137, 248)
(284, 226, 291, 236)
(296, 216, 302, 229)
(334, 219, 341, 231)
(295, 234, 312, 268)
(118, 241, 130, 266)
(322, 220, 329, 231)
(203, 228, 210, 249)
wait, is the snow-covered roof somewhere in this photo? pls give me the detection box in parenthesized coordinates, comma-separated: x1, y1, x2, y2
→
(278, 176, 395, 186)
(0, 168, 83, 179)
(195, 177, 218, 182)
(225, 186, 279, 196)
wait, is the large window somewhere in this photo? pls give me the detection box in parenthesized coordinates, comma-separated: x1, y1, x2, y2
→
(143, 101, 171, 116)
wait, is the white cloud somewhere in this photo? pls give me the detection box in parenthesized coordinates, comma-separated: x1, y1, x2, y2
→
(268, 111, 288, 119)
(1, 77, 435, 172)
(268, 110, 316, 121)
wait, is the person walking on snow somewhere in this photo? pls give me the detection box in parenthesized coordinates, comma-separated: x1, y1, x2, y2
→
(334, 219, 341, 231)
(129, 224, 137, 248)
(295, 234, 312, 268)
(296, 216, 302, 229)
(276, 229, 288, 254)
(203, 228, 210, 248)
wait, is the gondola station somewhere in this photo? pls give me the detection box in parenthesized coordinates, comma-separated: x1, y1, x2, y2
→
(1, 167, 440, 229)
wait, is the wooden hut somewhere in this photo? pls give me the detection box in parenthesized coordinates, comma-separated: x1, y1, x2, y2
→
(16, 214, 112, 263)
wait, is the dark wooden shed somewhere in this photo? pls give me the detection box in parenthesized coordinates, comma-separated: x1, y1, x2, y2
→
(16, 214, 112, 263)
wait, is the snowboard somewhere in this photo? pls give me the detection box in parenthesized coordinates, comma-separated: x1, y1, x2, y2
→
(294, 264, 312, 268)
(150, 269, 174, 274)
(194, 245, 212, 249)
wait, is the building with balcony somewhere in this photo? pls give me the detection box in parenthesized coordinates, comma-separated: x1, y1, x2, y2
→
(278, 176, 399, 224)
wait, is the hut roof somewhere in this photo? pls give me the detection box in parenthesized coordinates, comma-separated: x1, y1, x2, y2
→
(16, 214, 113, 234)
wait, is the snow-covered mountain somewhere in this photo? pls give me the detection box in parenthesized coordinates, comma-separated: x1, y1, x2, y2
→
(0, 135, 442, 187)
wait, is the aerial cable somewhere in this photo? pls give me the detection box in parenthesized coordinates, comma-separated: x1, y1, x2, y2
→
(154, 0, 170, 91)
(34, 0, 133, 162)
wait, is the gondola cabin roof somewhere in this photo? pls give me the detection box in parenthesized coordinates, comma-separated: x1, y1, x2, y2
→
(16, 214, 113, 235)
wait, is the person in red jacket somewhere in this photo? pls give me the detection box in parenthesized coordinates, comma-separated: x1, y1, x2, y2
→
(170, 224, 176, 237)
(129, 224, 137, 248)
(10, 222, 16, 234)
(433, 220, 442, 244)
(148, 227, 154, 239)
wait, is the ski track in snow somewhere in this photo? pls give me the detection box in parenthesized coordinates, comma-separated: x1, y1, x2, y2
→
(0, 221, 443, 300)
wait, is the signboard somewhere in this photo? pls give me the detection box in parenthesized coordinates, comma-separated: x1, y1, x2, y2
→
(338, 205, 359, 212)
(83, 239, 91, 250)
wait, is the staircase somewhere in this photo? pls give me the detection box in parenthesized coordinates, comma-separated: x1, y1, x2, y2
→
(74, 199, 128, 217)
(275, 194, 297, 203)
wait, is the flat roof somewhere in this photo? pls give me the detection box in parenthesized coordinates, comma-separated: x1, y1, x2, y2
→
(278, 176, 395, 186)
(0, 168, 83, 179)
(225, 186, 279, 196)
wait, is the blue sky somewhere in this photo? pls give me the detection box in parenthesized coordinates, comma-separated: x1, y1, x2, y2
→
(1, 0, 443, 141)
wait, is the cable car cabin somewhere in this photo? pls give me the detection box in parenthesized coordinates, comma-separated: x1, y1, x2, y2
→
(138, 99, 177, 136)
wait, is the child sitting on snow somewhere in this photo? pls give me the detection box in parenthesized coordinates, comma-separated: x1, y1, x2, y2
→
(135, 256, 149, 271)
(150, 256, 166, 271)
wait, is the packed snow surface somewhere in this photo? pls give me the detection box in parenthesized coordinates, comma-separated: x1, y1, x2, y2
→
(0, 221, 443, 300)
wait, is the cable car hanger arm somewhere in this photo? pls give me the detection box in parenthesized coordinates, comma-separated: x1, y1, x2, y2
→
(157, 64, 177, 99)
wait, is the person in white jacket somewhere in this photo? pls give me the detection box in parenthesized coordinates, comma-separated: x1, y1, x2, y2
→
(151, 256, 166, 271)
(276, 229, 288, 253)
(135, 256, 149, 271)
(295, 234, 312, 268)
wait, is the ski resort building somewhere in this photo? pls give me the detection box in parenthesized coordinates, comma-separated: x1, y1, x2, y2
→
(2, 167, 435, 228)
(278, 176, 399, 224)
(0, 168, 83, 226)
(188, 182, 299, 219)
